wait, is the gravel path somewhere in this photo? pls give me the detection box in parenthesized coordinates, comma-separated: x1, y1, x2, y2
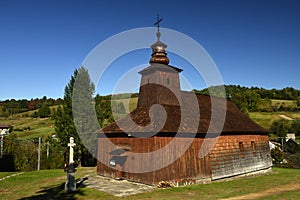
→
(279, 114, 294, 120)
(81, 175, 156, 197)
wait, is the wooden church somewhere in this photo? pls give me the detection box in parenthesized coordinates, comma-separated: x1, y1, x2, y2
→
(97, 23, 272, 185)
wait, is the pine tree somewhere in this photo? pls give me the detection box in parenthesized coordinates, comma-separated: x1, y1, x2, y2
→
(54, 67, 97, 166)
(72, 67, 99, 166)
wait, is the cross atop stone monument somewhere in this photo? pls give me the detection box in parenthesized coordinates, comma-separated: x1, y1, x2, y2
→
(68, 137, 76, 164)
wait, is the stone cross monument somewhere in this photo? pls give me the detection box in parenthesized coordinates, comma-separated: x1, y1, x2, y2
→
(65, 137, 76, 192)
(68, 137, 76, 164)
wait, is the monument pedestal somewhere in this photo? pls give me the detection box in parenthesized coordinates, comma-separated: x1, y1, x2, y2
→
(65, 164, 76, 192)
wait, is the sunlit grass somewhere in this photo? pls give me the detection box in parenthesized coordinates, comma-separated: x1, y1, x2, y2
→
(1, 168, 299, 200)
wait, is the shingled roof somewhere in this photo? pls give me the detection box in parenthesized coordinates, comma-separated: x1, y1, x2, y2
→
(101, 91, 267, 137)
(139, 64, 183, 75)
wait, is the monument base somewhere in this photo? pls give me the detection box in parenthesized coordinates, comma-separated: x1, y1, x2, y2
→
(65, 164, 76, 192)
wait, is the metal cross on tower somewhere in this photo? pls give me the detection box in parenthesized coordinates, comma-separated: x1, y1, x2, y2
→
(154, 14, 163, 29)
(154, 14, 163, 40)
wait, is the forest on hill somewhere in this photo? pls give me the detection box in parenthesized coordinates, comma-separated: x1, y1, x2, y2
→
(194, 85, 300, 113)
(0, 85, 299, 119)
(0, 96, 63, 118)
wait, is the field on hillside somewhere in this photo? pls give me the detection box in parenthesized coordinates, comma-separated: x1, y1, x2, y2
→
(249, 112, 300, 130)
(0, 167, 299, 199)
(271, 99, 297, 107)
(114, 97, 138, 113)
(0, 117, 55, 139)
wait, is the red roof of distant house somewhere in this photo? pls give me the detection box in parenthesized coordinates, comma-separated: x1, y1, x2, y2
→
(0, 124, 10, 129)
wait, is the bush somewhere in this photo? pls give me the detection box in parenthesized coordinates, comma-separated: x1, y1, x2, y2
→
(271, 146, 284, 164)
(285, 152, 300, 168)
(13, 128, 24, 132)
(38, 104, 50, 118)
(1, 133, 37, 171)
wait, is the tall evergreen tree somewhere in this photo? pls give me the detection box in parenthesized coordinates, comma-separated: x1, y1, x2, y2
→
(72, 67, 99, 166)
(54, 67, 97, 166)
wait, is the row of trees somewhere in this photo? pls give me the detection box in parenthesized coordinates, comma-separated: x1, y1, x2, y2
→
(194, 85, 300, 113)
(270, 119, 300, 138)
(0, 133, 64, 171)
(0, 97, 63, 117)
(195, 85, 300, 100)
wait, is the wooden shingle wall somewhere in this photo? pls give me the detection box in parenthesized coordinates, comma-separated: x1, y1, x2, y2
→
(210, 135, 272, 180)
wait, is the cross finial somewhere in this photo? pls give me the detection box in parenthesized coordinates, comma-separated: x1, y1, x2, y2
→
(154, 14, 163, 29)
(154, 14, 163, 41)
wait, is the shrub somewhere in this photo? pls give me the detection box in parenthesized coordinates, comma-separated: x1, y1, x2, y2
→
(271, 146, 284, 164)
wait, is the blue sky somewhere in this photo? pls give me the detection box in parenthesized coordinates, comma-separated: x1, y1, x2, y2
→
(0, 0, 299, 100)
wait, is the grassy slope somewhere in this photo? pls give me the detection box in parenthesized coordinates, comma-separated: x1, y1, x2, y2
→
(271, 99, 296, 107)
(0, 117, 55, 139)
(249, 112, 300, 130)
(114, 97, 138, 113)
(0, 168, 299, 199)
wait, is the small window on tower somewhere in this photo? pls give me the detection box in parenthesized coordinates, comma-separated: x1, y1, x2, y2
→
(167, 77, 170, 84)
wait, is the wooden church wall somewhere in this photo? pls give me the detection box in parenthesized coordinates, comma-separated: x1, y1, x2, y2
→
(97, 136, 211, 185)
(210, 135, 272, 180)
(97, 134, 272, 185)
(151, 137, 211, 184)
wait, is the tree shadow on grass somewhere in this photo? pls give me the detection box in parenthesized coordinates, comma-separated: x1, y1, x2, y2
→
(19, 178, 88, 200)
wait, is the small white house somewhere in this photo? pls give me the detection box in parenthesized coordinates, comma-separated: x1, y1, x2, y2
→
(269, 141, 281, 150)
(0, 124, 10, 136)
(286, 133, 296, 141)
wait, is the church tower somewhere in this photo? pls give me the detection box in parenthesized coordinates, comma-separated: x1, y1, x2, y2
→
(137, 16, 182, 107)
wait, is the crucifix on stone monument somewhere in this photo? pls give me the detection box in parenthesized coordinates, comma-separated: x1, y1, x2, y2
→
(68, 137, 76, 164)
(65, 137, 76, 192)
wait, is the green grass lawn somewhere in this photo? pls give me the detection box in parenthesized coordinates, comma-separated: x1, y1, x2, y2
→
(0, 167, 299, 199)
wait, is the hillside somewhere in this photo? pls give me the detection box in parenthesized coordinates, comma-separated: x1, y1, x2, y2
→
(249, 112, 300, 130)
(1, 84, 299, 140)
(0, 116, 55, 140)
(1, 97, 299, 140)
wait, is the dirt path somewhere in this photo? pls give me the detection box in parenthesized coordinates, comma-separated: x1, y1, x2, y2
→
(0, 172, 24, 181)
(222, 182, 300, 200)
(279, 114, 294, 120)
